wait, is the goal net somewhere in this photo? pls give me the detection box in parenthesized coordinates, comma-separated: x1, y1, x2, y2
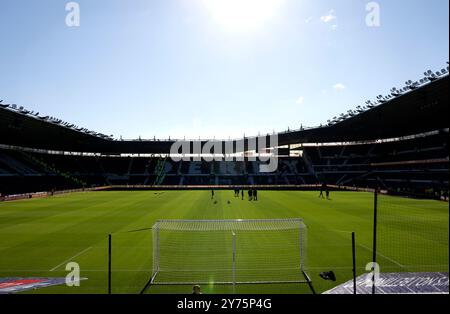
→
(149, 219, 310, 287)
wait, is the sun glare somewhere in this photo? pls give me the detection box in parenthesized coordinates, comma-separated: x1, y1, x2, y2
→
(202, 0, 284, 33)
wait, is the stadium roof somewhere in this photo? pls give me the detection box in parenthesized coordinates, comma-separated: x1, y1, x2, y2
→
(1, 74, 448, 155)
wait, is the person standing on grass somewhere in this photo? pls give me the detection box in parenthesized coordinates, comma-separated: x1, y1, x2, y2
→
(211, 189, 215, 200)
(319, 183, 326, 198)
(248, 189, 252, 201)
(241, 189, 244, 200)
(254, 189, 258, 201)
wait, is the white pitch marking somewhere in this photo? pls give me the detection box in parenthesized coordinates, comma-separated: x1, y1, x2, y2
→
(330, 229, 405, 269)
(359, 244, 405, 268)
(50, 246, 92, 272)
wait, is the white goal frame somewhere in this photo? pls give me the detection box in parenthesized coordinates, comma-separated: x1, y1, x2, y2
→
(147, 218, 312, 291)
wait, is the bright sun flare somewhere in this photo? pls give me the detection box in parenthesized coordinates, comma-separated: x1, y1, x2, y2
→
(203, 0, 284, 33)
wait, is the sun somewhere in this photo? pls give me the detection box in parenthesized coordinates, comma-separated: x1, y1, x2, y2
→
(202, 0, 284, 33)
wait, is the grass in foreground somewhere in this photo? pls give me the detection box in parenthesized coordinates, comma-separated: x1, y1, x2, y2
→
(0, 190, 447, 294)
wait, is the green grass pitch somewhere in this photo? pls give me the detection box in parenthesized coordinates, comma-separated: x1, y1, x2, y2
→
(0, 190, 448, 294)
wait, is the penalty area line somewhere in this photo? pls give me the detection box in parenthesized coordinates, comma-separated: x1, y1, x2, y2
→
(50, 246, 92, 272)
(359, 243, 405, 269)
(329, 229, 406, 269)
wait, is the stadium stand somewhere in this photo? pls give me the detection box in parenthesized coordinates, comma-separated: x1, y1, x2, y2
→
(0, 67, 448, 199)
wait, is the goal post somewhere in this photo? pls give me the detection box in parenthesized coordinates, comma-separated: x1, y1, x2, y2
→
(148, 219, 311, 289)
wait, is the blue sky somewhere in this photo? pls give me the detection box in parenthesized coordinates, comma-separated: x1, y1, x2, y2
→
(0, 0, 448, 140)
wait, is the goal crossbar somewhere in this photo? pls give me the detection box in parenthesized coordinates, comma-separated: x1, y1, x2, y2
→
(153, 218, 306, 231)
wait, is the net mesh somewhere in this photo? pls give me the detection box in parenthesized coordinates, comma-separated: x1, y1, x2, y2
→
(151, 219, 308, 285)
(111, 229, 153, 294)
(376, 194, 449, 274)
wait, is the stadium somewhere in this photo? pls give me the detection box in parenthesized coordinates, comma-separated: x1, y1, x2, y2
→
(0, 0, 448, 298)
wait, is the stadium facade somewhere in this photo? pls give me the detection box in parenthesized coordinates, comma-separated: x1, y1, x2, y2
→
(1, 67, 448, 199)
